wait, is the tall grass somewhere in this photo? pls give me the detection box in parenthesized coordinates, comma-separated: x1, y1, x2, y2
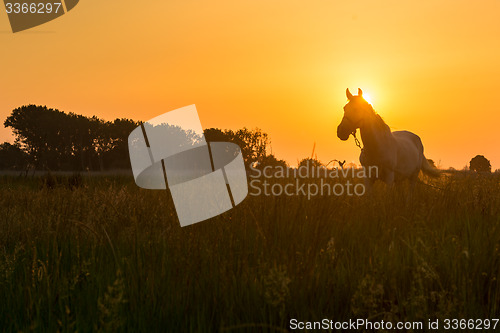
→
(0, 172, 499, 331)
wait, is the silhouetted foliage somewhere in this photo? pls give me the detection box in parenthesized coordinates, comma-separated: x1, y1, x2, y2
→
(427, 159, 436, 168)
(4, 105, 139, 171)
(204, 127, 269, 167)
(0, 142, 28, 170)
(469, 155, 491, 173)
(296, 157, 327, 177)
(3, 105, 272, 171)
(298, 157, 323, 169)
(256, 154, 288, 170)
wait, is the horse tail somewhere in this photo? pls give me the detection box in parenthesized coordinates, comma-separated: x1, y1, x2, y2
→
(421, 156, 440, 177)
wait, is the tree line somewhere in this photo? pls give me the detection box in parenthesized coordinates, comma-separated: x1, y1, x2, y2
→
(0, 105, 277, 171)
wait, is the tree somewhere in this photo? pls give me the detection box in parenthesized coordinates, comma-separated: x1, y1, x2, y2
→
(4, 105, 65, 169)
(298, 157, 323, 169)
(204, 127, 270, 166)
(469, 155, 491, 173)
(4, 105, 270, 171)
(255, 154, 288, 169)
(102, 118, 140, 170)
(4, 105, 138, 171)
(234, 128, 269, 165)
(296, 157, 326, 177)
(204, 128, 230, 143)
(0, 142, 28, 170)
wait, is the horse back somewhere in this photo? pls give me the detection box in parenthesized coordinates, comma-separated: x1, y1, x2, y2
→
(392, 130, 423, 154)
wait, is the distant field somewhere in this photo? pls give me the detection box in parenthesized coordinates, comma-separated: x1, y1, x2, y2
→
(0, 172, 499, 332)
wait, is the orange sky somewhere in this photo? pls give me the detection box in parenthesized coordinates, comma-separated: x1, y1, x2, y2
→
(1, 0, 499, 169)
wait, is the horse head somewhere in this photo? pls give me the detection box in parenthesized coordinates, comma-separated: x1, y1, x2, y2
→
(337, 88, 372, 141)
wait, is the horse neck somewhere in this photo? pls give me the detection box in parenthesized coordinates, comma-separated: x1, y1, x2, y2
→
(359, 112, 393, 152)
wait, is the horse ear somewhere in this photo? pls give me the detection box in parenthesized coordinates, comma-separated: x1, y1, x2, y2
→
(346, 88, 353, 100)
(358, 88, 363, 96)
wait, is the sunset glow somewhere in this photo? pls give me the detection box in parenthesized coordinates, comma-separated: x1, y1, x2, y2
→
(362, 93, 373, 105)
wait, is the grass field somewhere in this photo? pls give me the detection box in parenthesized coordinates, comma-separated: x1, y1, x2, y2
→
(0, 172, 499, 332)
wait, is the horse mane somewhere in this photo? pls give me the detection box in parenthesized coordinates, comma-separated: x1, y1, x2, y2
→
(366, 104, 391, 134)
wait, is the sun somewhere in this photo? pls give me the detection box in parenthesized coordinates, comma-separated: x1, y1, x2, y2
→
(362, 93, 373, 105)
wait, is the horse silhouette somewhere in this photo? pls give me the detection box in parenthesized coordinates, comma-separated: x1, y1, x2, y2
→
(337, 88, 439, 190)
